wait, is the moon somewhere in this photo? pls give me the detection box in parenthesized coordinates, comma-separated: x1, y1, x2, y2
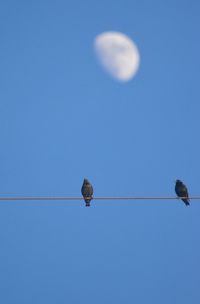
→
(94, 31, 140, 82)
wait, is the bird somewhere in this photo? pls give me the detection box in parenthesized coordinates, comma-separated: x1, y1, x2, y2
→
(175, 179, 190, 206)
(81, 178, 93, 207)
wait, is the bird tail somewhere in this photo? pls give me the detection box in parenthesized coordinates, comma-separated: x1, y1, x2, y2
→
(85, 197, 92, 207)
(183, 199, 190, 206)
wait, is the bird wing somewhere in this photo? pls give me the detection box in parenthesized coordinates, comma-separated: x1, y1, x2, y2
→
(180, 185, 189, 198)
(90, 184, 94, 196)
(82, 184, 93, 197)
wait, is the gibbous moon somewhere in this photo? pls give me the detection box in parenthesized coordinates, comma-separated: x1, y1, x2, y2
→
(94, 31, 140, 82)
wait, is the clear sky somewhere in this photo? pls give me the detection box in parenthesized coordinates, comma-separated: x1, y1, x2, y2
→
(0, 0, 200, 303)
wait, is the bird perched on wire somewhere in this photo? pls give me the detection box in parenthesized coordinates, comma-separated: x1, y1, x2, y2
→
(81, 178, 93, 207)
(175, 179, 190, 206)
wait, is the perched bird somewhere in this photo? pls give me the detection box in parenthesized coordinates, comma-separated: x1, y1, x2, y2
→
(81, 178, 93, 207)
(175, 179, 190, 206)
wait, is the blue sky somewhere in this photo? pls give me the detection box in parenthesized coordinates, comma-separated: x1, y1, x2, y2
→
(0, 0, 200, 303)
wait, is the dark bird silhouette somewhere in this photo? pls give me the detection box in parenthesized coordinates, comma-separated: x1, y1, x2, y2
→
(175, 180, 190, 206)
(81, 178, 93, 207)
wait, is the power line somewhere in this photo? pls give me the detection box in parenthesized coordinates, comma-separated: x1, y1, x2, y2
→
(0, 196, 199, 201)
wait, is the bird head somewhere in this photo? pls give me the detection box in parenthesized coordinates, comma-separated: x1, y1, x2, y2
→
(175, 179, 182, 185)
(83, 178, 90, 184)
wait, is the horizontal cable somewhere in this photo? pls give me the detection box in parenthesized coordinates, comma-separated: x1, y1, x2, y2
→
(0, 196, 198, 201)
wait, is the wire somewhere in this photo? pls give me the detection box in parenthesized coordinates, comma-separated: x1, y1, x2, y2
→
(0, 196, 198, 201)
